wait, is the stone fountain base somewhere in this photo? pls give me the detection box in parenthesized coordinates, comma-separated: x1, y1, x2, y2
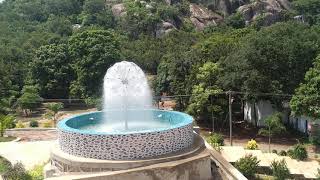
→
(45, 133, 212, 180)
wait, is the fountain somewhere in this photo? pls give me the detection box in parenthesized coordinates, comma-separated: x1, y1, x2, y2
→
(49, 61, 211, 179)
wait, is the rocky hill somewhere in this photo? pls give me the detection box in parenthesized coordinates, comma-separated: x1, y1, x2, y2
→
(110, 0, 293, 33)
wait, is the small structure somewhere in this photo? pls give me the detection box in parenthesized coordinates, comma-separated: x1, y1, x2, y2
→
(244, 100, 309, 133)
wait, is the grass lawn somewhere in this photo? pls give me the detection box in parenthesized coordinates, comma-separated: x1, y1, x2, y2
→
(0, 136, 16, 142)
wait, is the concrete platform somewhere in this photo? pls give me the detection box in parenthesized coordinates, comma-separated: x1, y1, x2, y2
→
(47, 133, 209, 178)
(47, 148, 212, 180)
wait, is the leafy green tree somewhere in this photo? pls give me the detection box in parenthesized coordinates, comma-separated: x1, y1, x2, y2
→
(121, 35, 164, 74)
(219, 22, 320, 96)
(154, 31, 198, 96)
(45, 103, 64, 127)
(291, 55, 320, 119)
(29, 44, 73, 99)
(81, 0, 115, 28)
(225, 13, 246, 29)
(17, 86, 42, 116)
(259, 112, 286, 152)
(120, 0, 161, 38)
(293, 0, 320, 25)
(68, 30, 121, 98)
(83, 0, 105, 14)
(46, 16, 73, 37)
(44, 0, 82, 17)
(0, 114, 15, 137)
(187, 62, 224, 125)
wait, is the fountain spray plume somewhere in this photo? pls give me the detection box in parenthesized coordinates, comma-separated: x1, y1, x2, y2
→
(103, 61, 154, 131)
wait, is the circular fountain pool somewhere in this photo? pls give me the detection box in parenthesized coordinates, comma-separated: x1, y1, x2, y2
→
(58, 109, 194, 160)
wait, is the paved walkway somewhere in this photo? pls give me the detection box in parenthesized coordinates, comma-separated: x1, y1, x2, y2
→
(5, 129, 57, 142)
(0, 140, 55, 170)
(221, 146, 320, 179)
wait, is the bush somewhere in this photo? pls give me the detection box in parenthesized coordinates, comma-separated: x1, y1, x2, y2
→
(2, 162, 30, 180)
(270, 159, 290, 180)
(272, 149, 278, 154)
(208, 133, 224, 146)
(279, 150, 287, 156)
(28, 163, 45, 180)
(43, 121, 52, 128)
(0, 156, 11, 173)
(29, 120, 39, 127)
(16, 121, 25, 128)
(85, 97, 102, 110)
(246, 139, 258, 150)
(234, 154, 260, 178)
(288, 144, 308, 160)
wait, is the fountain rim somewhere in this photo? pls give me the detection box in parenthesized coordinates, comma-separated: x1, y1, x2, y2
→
(57, 109, 194, 135)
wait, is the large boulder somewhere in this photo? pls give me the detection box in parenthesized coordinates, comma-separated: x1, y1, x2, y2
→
(209, 0, 232, 16)
(156, 21, 176, 37)
(190, 4, 223, 31)
(237, 0, 291, 25)
(112, 3, 126, 17)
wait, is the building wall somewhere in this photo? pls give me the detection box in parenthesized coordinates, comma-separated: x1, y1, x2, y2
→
(244, 100, 308, 133)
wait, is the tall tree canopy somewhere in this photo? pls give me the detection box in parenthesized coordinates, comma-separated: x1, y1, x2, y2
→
(68, 30, 121, 98)
(29, 44, 72, 98)
(290, 55, 320, 119)
(219, 22, 320, 95)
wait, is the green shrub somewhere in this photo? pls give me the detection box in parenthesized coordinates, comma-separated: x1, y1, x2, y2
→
(0, 156, 11, 173)
(16, 121, 25, 128)
(270, 159, 290, 180)
(272, 149, 278, 154)
(29, 120, 39, 127)
(279, 150, 287, 156)
(310, 132, 320, 146)
(85, 97, 102, 110)
(43, 121, 52, 128)
(208, 133, 224, 146)
(211, 143, 222, 152)
(234, 154, 260, 178)
(246, 139, 258, 150)
(2, 162, 31, 180)
(28, 163, 45, 180)
(288, 144, 308, 160)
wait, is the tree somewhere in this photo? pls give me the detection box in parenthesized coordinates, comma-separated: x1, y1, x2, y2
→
(0, 114, 15, 137)
(68, 30, 121, 98)
(291, 55, 320, 119)
(45, 103, 64, 127)
(120, 0, 161, 38)
(46, 16, 73, 37)
(17, 86, 42, 116)
(186, 62, 225, 127)
(293, 0, 320, 25)
(259, 112, 286, 152)
(225, 13, 246, 29)
(121, 35, 164, 74)
(29, 44, 73, 99)
(219, 22, 320, 96)
(81, 0, 115, 28)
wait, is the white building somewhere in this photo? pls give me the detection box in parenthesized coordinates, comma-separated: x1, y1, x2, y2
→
(244, 100, 309, 133)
